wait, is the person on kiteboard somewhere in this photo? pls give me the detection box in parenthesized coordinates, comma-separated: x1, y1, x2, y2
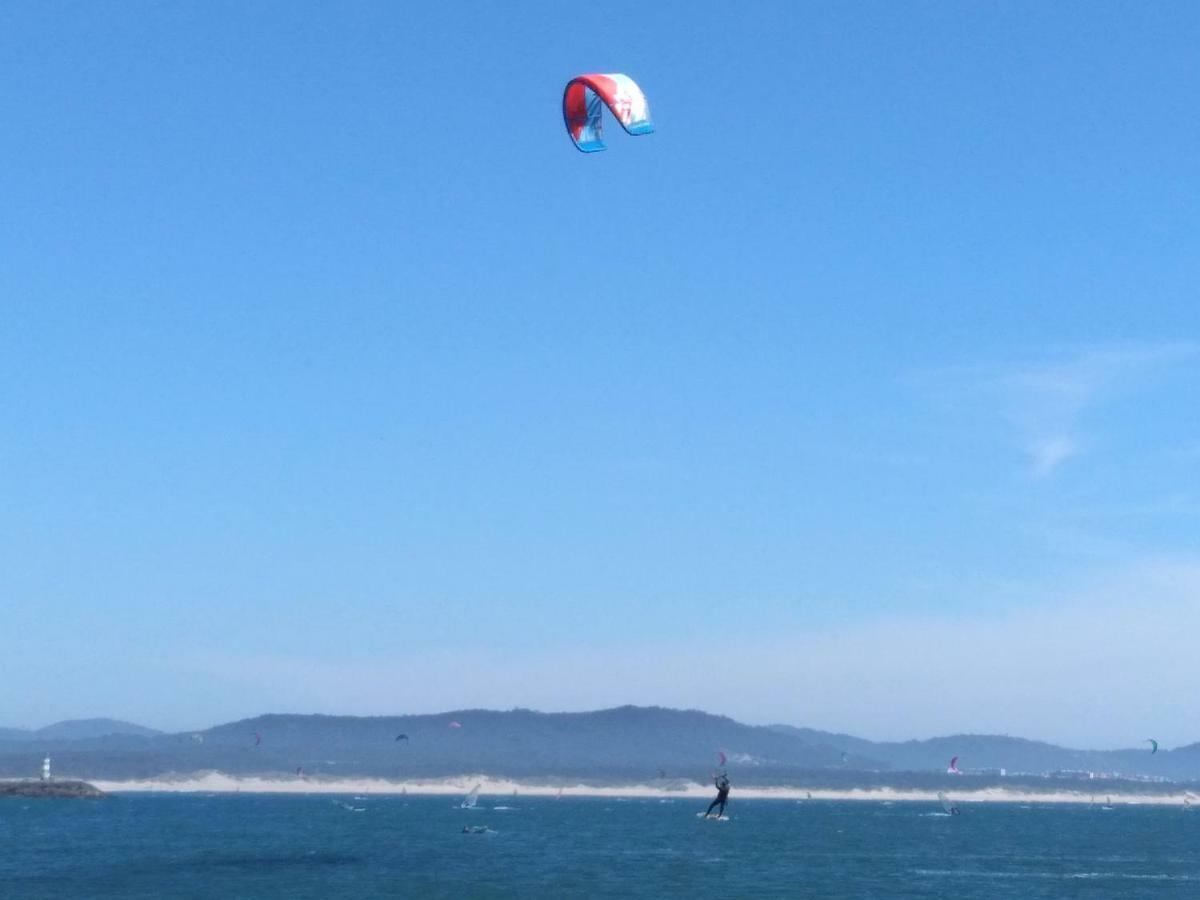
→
(705, 772, 730, 818)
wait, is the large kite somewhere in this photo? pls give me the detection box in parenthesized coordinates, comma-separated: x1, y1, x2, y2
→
(563, 74, 654, 152)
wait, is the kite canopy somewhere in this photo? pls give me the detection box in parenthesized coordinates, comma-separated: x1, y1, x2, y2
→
(395, 733, 409, 742)
(1147, 739, 1159, 754)
(948, 756, 961, 774)
(563, 73, 653, 152)
(448, 721, 462, 729)
(716, 750, 727, 767)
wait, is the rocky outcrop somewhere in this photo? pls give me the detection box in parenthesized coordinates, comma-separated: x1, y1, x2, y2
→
(0, 779, 105, 798)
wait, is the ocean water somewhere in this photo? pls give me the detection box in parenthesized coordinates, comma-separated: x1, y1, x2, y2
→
(2, 794, 1198, 898)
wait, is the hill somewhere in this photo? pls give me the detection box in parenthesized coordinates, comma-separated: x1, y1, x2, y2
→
(0, 719, 162, 742)
(0, 707, 1195, 786)
(36, 719, 162, 741)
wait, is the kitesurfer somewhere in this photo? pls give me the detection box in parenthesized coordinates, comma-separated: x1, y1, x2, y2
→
(704, 772, 730, 818)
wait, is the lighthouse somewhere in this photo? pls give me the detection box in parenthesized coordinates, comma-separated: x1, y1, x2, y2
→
(42, 756, 51, 782)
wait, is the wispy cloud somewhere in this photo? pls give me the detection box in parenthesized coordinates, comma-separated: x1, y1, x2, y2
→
(923, 341, 1198, 477)
(1028, 435, 1079, 476)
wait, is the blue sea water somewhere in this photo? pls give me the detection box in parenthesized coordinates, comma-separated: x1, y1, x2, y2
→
(2, 794, 1198, 898)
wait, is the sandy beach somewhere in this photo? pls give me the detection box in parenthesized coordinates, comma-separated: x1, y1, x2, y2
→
(87, 773, 1198, 806)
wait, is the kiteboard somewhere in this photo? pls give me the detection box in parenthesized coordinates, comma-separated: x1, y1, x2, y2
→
(696, 813, 729, 821)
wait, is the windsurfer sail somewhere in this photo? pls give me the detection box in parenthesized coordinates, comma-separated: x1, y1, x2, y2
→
(461, 784, 481, 809)
(938, 792, 960, 816)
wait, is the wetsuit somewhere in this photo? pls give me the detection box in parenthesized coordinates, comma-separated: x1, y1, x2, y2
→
(705, 775, 730, 817)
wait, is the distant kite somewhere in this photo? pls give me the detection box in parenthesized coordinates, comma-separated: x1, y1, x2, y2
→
(253, 732, 262, 747)
(395, 733, 409, 742)
(1146, 739, 1159, 754)
(562, 73, 653, 153)
(448, 721, 462, 729)
(716, 750, 727, 767)
(948, 756, 961, 774)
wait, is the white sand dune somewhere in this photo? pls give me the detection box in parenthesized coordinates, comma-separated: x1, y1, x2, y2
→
(88, 773, 1195, 806)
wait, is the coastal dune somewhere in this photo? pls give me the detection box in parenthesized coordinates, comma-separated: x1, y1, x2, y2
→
(88, 773, 1197, 806)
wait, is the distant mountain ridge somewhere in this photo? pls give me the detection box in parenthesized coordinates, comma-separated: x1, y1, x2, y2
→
(0, 707, 1195, 785)
(765, 725, 1192, 777)
(0, 719, 162, 742)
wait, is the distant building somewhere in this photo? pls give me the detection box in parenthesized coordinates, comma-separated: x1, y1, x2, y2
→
(41, 757, 51, 782)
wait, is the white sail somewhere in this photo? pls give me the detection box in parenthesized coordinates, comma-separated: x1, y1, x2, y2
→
(461, 783, 481, 809)
(938, 792, 954, 814)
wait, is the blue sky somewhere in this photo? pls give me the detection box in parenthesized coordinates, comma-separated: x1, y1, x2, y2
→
(1, 1, 1197, 746)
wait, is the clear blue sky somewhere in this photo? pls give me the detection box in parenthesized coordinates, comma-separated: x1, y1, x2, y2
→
(2, 1, 1197, 746)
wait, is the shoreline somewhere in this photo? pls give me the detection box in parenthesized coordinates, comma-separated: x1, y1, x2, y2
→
(86, 773, 1199, 806)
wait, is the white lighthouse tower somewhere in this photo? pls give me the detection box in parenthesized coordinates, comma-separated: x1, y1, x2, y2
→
(42, 756, 51, 782)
